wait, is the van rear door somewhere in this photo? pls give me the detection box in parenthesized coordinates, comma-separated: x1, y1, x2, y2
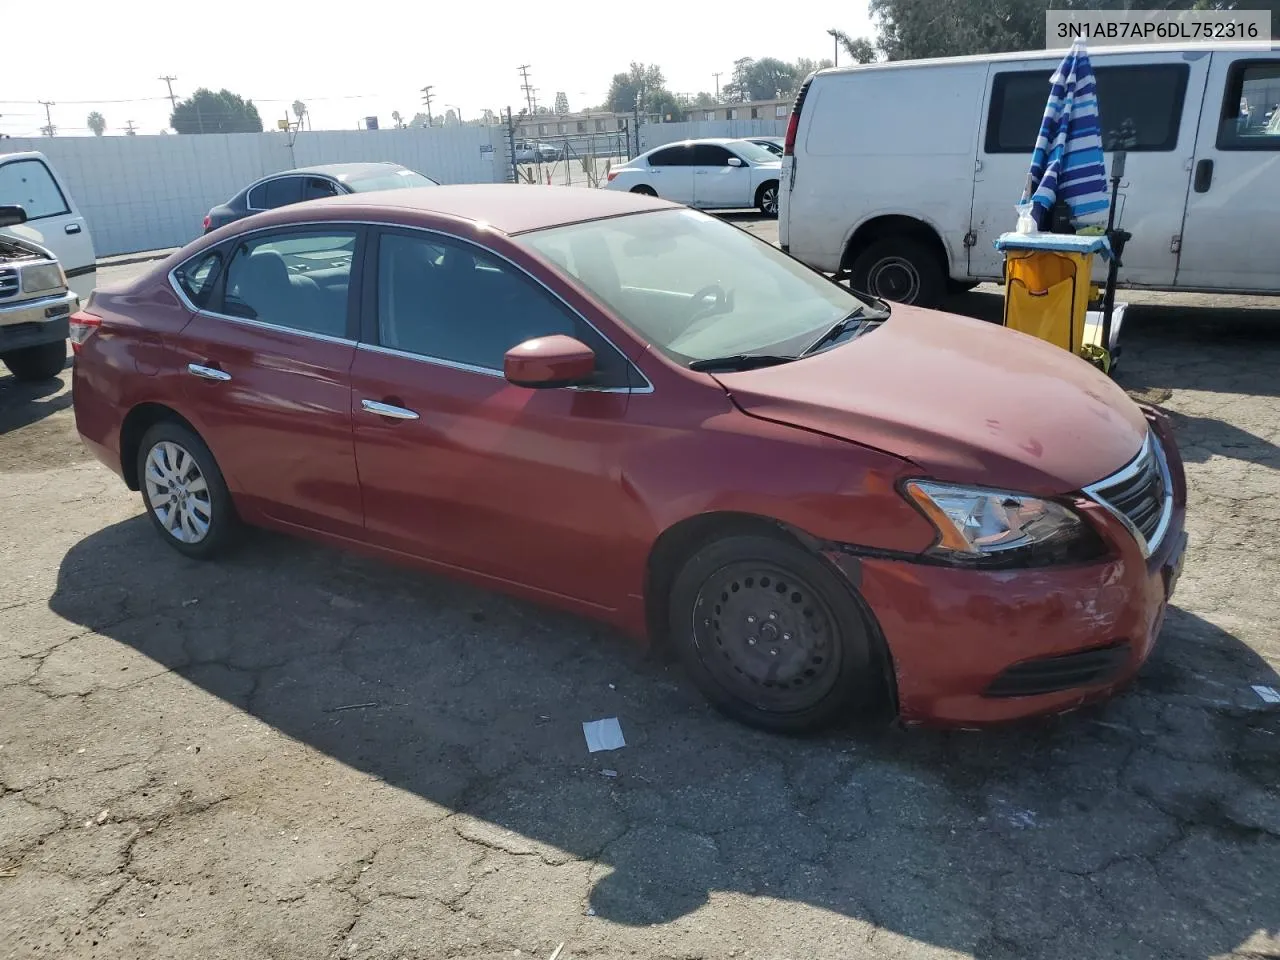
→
(969, 50, 1210, 288)
(1176, 50, 1280, 292)
(0, 153, 96, 300)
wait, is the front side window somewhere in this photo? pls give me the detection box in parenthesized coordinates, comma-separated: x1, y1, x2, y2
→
(303, 177, 341, 201)
(0, 159, 70, 220)
(174, 250, 223, 310)
(222, 230, 356, 338)
(516, 208, 867, 364)
(1218, 60, 1280, 149)
(375, 231, 632, 386)
(986, 63, 1190, 153)
(692, 144, 734, 166)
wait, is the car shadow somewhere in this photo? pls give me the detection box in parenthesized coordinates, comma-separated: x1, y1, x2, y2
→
(49, 518, 1279, 958)
(0, 361, 72, 435)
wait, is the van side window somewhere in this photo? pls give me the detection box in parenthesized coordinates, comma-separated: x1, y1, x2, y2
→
(0, 159, 70, 221)
(986, 64, 1189, 153)
(1217, 60, 1280, 150)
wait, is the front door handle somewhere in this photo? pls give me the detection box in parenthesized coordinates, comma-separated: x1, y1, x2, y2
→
(65, 223, 82, 235)
(362, 398, 419, 420)
(1193, 158, 1214, 193)
(187, 363, 231, 382)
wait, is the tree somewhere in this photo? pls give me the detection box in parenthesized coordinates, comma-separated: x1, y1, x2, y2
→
(171, 88, 263, 134)
(443, 109, 459, 126)
(292, 100, 307, 128)
(410, 112, 430, 128)
(391, 110, 404, 129)
(793, 57, 835, 79)
(693, 91, 719, 107)
(828, 28, 879, 64)
(554, 91, 570, 114)
(86, 112, 106, 136)
(605, 62, 665, 113)
(480, 108, 497, 125)
(648, 89, 686, 122)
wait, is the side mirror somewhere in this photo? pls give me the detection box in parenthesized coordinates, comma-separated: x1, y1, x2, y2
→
(504, 335, 595, 388)
(727, 157, 745, 167)
(0, 205, 28, 228)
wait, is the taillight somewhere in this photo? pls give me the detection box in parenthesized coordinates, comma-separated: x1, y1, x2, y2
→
(69, 310, 102, 354)
(783, 77, 813, 157)
(202, 214, 212, 231)
(607, 171, 618, 182)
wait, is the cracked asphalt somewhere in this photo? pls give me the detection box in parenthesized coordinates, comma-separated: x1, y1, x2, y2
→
(1, 246, 1278, 960)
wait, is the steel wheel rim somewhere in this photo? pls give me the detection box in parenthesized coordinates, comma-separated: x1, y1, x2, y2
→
(691, 561, 842, 712)
(762, 187, 778, 214)
(143, 441, 212, 544)
(867, 256, 921, 303)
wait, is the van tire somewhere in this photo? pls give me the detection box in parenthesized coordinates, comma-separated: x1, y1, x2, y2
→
(630, 185, 657, 196)
(848, 237, 946, 308)
(1, 341, 68, 382)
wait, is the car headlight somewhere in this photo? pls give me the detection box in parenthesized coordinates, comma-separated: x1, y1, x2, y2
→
(22, 262, 66, 294)
(903, 480, 1107, 568)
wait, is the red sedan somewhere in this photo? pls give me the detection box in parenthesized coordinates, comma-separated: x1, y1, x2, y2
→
(71, 185, 1187, 731)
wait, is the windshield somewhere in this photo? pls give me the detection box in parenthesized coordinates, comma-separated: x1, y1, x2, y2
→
(346, 169, 437, 192)
(515, 208, 872, 363)
(730, 140, 781, 164)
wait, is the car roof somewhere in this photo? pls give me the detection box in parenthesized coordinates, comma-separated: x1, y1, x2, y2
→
(278, 183, 680, 235)
(289, 162, 408, 181)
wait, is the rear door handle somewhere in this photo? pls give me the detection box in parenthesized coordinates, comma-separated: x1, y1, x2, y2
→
(362, 398, 419, 420)
(188, 363, 231, 382)
(1193, 158, 1214, 193)
(65, 223, 82, 235)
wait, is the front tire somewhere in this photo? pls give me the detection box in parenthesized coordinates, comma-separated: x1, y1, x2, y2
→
(667, 534, 886, 733)
(136, 421, 237, 560)
(848, 237, 946, 308)
(756, 180, 779, 218)
(630, 185, 657, 196)
(1, 340, 67, 382)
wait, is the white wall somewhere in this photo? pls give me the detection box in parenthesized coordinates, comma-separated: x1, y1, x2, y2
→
(638, 119, 787, 152)
(1, 127, 510, 257)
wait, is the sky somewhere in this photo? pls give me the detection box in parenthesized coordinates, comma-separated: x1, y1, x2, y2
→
(1, 0, 874, 138)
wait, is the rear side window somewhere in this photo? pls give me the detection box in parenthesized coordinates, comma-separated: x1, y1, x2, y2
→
(173, 250, 223, 310)
(649, 146, 692, 166)
(1217, 59, 1280, 150)
(0, 159, 70, 220)
(986, 63, 1190, 153)
(248, 176, 304, 210)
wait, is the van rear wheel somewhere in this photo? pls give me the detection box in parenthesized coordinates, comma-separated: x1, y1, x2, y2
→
(848, 237, 945, 309)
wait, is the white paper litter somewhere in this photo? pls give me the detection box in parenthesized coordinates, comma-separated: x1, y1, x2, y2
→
(1252, 685, 1280, 704)
(582, 718, 626, 753)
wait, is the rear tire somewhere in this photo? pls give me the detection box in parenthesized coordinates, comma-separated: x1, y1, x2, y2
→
(1, 340, 67, 382)
(630, 185, 657, 196)
(848, 237, 946, 308)
(136, 421, 238, 561)
(756, 180, 779, 218)
(667, 534, 887, 733)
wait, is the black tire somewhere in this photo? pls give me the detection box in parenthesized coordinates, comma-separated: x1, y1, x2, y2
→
(947, 279, 980, 294)
(848, 237, 946, 308)
(756, 180, 780, 218)
(630, 185, 657, 196)
(667, 534, 887, 733)
(136, 421, 238, 560)
(2, 340, 67, 382)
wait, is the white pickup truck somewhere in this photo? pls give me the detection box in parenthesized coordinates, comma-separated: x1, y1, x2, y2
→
(0, 205, 78, 381)
(0, 151, 96, 302)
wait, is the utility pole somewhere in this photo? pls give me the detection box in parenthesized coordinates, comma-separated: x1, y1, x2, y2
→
(420, 85, 434, 126)
(38, 101, 56, 137)
(713, 72, 722, 99)
(124, 120, 137, 136)
(159, 75, 179, 112)
(518, 64, 536, 116)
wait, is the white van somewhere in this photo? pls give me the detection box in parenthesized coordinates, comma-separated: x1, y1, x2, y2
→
(779, 42, 1280, 307)
(0, 152, 96, 301)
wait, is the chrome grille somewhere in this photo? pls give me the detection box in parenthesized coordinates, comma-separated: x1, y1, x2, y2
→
(1084, 430, 1173, 558)
(0, 268, 18, 300)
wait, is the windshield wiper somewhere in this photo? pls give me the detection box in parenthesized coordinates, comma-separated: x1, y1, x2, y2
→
(800, 303, 891, 357)
(687, 354, 797, 373)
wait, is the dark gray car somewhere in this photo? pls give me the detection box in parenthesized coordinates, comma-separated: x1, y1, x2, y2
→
(202, 162, 438, 233)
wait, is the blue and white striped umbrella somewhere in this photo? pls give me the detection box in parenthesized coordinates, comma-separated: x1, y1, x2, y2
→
(1021, 40, 1109, 229)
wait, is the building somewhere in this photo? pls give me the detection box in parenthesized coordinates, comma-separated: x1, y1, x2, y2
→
(513, 110, 628, 141)
(688, 98, 793, 123)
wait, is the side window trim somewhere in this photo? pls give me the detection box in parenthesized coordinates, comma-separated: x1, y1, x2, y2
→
(246, 180, 270, 211)
(0, 158, 71, 221)
(169, 224, 366, 343)
(1215, 57, 1280, 151)
(361, 225, 651, 393)
(984, 62, 1190, 154)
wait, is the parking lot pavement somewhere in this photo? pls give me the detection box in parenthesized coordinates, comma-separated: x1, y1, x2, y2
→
(2, 246, 1279, 960)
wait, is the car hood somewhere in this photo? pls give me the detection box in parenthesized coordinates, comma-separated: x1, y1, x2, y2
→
(712, 305, 1148, 496)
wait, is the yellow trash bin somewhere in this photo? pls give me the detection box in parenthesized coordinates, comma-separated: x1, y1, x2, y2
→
(995, 232, 1112, 359)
